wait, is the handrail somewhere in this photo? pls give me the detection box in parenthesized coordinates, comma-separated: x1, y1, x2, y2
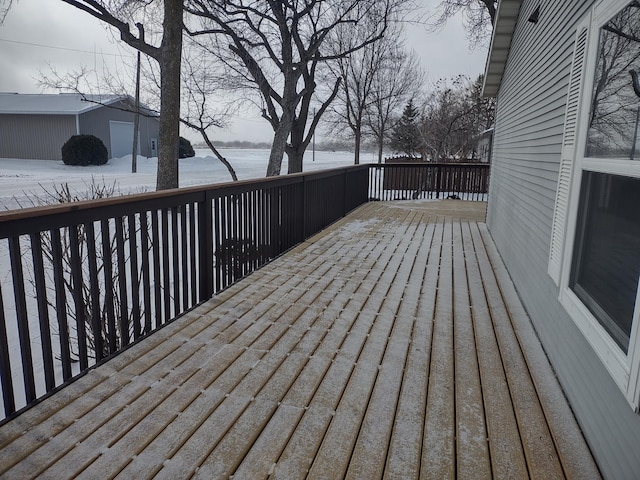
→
(0, 162, 487, 422)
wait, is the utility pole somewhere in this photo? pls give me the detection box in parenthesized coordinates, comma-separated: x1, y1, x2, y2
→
(132, 23, 144, 174)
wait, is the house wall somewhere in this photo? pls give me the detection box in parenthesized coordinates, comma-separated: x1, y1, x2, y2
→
(487, 0, 640, 478)
(0, 114, 76, 160)
(79, 99, 160, 158)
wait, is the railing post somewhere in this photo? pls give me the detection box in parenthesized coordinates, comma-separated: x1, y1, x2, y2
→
(198, 193, 214, 302)
(343, 168, 348, 216)
(302, 175, 307, 240)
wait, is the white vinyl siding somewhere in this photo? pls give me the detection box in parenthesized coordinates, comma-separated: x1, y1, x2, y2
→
(487, 0, 640, 478)
(553, 0, 640, 410)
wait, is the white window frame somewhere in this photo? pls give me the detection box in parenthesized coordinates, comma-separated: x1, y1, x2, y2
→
(556, 0, 640, 411)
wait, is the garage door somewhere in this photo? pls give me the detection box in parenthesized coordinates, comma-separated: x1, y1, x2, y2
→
(109, 121, 140, 159)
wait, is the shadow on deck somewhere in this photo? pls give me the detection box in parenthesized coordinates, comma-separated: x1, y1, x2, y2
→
(0, 200, 600, 479)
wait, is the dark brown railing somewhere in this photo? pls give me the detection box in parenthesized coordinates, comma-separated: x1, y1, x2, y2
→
(0, 162, 487, 421)
(369, 163, 490, 201)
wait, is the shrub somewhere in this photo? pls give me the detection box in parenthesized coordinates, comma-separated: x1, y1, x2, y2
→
(179, 136, 196, 159)
(61, 135, 108, 166)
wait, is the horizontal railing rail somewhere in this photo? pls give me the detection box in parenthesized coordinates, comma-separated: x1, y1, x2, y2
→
(0, 162, 486, 421)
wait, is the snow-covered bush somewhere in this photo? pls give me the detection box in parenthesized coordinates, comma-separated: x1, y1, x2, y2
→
(61, 135, 108, 166)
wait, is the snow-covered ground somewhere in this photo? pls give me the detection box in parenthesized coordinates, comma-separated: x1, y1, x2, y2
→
(0, 148, 363, 211)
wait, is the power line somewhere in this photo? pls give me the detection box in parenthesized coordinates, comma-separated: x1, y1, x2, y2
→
(0, 37, 133, 58)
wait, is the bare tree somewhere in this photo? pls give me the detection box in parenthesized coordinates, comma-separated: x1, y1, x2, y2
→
(366, 44, 422, 163)
(419, 75, 494, 161)
(327, 17, 401, 164)
(185, 0, 408, 176)
(431, 0, 496, 45)
(55, 0, 183, 191)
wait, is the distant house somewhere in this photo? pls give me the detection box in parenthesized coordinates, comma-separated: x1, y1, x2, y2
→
(484, 0, 640, 478)
(0, 93, 160, 160)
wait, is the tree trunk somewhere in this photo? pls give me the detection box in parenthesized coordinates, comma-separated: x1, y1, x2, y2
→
(155, 0, 183, 191)
(286, 147, 304, 174)
(266, 121, 291, 176)
(354, 129, 361, 165)
(377, 135, 384, 164)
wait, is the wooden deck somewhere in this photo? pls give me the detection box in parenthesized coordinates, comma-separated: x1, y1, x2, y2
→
(0, 200, 601, 479)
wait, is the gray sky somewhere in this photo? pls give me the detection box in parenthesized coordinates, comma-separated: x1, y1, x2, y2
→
(0, 0, 488, 143)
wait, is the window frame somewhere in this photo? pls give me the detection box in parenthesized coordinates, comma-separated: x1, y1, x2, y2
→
(557, 0, 640, 410)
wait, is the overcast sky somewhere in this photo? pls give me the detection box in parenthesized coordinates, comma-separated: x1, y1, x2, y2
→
(0, 0, 488, 143)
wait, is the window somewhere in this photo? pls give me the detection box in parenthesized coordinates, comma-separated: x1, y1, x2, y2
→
(570, 172, 640, 353)
(552, 0, 640, 409)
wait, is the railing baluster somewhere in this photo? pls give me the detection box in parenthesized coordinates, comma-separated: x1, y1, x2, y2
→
(0, 282, 16, 416)
(225, 195, 232, 287)
(115, 218, 129, 347)
(213, 196, 222, 293)
(180, 206, 188, 309)
(68, 225, 88, 370)
(161, 209, 171, 322)
(51, 229, 72, 381)
(128, 215, 141, 341)
(101, 220, 117, 354)
(30, 233, 55, 391)
(171, 207, 180, 317)
(9, 236, 36, 402)
(85, 222, 103, 361)
(139, 213, 152, 335)
(189, 203, 197, 305)
(151, 210, 162, 328)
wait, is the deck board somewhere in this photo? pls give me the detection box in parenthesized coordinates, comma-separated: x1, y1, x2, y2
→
(0, 200, 601, 480)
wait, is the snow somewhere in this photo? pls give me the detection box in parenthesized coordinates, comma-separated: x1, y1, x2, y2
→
(0, 148, 360, 212)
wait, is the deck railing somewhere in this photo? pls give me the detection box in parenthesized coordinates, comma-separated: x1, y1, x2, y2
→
(369, 163, 490, 201)
(0, 162, 487, 421)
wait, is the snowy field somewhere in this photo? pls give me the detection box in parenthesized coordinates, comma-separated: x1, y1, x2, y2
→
(0, 148, 364, 211)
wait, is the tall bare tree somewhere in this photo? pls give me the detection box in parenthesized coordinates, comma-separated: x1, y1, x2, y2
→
(0, 0, 184, 190)
(186, 0, 407, 176)
(327, 17, 400, 164)
(366, 44, 422, 163)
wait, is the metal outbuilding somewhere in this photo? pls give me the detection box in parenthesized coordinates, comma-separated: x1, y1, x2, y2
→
(0, 93, 160, 160)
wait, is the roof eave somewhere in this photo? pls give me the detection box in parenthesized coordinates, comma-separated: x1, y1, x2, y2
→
(482, 0, 523, 98)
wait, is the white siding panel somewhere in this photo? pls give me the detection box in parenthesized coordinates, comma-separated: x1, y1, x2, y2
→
(487, 0, 640, 478)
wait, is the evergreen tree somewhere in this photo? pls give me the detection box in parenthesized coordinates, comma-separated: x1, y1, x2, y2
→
(389, 100, 422, 157)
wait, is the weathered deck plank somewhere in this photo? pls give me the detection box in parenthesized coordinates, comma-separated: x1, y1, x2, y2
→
(452, 221, 491, 479)
(422, 221, 456, 480)
(0, 200, 601, 480)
